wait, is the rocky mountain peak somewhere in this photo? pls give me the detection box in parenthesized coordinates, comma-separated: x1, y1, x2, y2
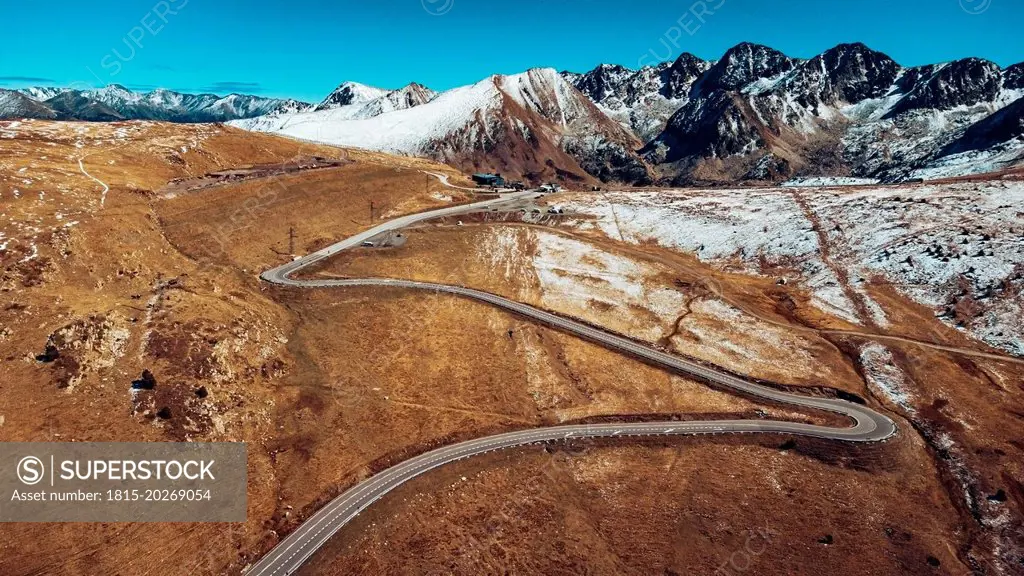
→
(316, 81, 389, 111)
(888, 57, 1003, 116)
(703, 42, 796, 91)
(663, 53, 710, 99)
(784, 42, 901, 106)
(572, 63, 635, 103)
(1004, 63, 1024, 90)
(389, 83, 437, 108)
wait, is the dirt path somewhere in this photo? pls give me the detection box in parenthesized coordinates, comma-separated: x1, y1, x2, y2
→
(78, 155, 110, 207)
(387, 399, 536, 425)
(787, 190, 879, 329)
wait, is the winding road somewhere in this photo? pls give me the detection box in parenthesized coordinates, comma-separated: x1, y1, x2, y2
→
(247, 185, 897, 576)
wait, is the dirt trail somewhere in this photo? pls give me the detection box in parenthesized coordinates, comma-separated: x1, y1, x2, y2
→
(78, 155, 111, 207)
(387, 399, 536, 425)
(787, 190, 879, 329)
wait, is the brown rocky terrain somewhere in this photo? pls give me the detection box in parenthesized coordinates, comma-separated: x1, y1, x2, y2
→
(0, 120, 1019, 575)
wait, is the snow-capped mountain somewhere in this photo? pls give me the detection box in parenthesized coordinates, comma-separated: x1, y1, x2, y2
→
(0, 89, 58, 120)
(623, 43, 1024, 184)
(17, 86, 65, 101)
(5, 84, 311, 122)
(232, 68, 649, 183)
(315, 81, 392, 111)
(234, 81, 438, 134)
(565, 54, 711, 141)
(44, 92, 125, 121)
(5, 41, 1022, 185)
(318, 82, 436, 118)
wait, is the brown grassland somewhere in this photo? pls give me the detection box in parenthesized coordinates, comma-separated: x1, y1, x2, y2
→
(0, 120, 1020, 575)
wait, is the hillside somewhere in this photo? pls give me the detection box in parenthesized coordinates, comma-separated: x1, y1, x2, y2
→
(232, 68, 650, 184)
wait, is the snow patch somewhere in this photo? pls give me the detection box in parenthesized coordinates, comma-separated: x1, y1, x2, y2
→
(860, 344, 915, 413)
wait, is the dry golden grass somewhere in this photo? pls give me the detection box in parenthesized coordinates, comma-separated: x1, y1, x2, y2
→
(0, 120, 1013, 575)
(305, 434, 965, 576)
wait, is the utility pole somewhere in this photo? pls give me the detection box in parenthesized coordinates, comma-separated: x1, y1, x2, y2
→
(370, 201, 375, 223)
(288, 226, 296, 255)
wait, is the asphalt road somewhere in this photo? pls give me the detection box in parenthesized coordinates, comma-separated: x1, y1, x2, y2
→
(248, 188, 897, 576)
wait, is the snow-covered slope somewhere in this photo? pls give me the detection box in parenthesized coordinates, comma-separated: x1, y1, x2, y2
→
(232, 68, 650, 183)
(563, 180, 1024, 355)
(236, 82, 437, 133)
(235, 77, 495, 152)
(0, 89, 58, 120)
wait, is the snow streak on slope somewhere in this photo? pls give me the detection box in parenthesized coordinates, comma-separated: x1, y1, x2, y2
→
(564, 181, 1024, 354)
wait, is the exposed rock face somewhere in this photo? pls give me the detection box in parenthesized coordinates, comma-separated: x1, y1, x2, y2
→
(783, 43, 902, 107)
(645, 91, 764, 163)
(701, 42, 796, 92)
(622, 44, 1024, 184)
(887, 58, 1004, 117)
(563, 53, 712, 142)
(941, 97, 1024, 155)
(662, 53, 709, 99)
(1004, 63, 1024, 90)
(39, 314, 131, 391)
(572, 64, 634, 104)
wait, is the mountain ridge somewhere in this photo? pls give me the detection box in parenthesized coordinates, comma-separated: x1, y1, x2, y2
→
(233, 41, 1021, 184)
(5, 41, 1023, 185)
(5, 84, 310, 123)
(566, 42, 1023, 184)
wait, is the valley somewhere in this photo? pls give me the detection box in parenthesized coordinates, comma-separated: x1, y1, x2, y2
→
(3, 2, 1023, 574)
(3, 118, 1021, 573)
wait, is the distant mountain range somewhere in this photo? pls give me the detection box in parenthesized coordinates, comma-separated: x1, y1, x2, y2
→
(0, 84, 309, 123)
(4, 42, 1023, 185)
(230, 42, 1023, 185)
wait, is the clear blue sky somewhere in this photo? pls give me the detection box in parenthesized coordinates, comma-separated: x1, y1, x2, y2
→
(1, 0, 1021, 102)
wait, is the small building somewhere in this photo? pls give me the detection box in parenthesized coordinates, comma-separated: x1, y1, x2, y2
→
(472, 173, 505, 187)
